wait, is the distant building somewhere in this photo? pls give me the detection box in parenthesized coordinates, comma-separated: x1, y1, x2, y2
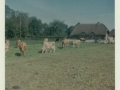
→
(109, 29, 115, 37)
(70, 22, 109, 39)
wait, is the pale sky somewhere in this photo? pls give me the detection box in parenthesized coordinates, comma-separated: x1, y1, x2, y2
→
(5, 0, 114, 30)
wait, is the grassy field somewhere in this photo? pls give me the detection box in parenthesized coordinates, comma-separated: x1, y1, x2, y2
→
(5, 39, 115, 90)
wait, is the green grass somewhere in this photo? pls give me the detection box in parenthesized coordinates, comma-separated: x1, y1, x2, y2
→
(5, 40, 115, 90)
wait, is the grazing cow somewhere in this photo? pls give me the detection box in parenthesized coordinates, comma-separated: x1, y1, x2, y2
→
(16, 40, 21, 47)
(61, 39, 70, 48)
(80, 38, 86, 42)
(19, 42, 27, 56)
(41, 41, 55, 53)
(70, 40, 81, 48)
(61, 39, 75, 48)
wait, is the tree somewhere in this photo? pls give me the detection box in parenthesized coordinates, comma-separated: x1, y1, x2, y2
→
(5, 18, 16, 38)
(66, 26, 74, 38)
(5, 5, 29, 38)
(49, 20, 68, 36)
(28, 17, 43, 36)
(5, 5, 70, 38)
(5, 5, 15, 19)
(19, 12, 29, 38)
(42, 23, 49, 36)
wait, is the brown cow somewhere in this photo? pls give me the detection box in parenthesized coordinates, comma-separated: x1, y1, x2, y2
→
(19, 42, 27, 56)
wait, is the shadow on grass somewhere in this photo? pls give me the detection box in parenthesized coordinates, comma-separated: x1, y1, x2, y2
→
(38, 51, 41, 53)
(14, 46, 18, 48)
(15, 53, 21, 57)
(57, 46, 63, 49)
(12, 86, 21, 89)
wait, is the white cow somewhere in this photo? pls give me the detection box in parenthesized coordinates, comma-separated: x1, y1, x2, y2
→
(41, 41, 55, 53)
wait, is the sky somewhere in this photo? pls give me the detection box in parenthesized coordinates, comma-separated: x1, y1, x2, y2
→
(5, 0, 114, 30)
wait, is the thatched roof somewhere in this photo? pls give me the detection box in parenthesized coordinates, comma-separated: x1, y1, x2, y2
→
(109, 29, 115, 36)
(70, 22, 109, 36)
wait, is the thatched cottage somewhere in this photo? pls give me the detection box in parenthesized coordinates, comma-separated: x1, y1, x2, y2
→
(109, 29, 115, 37)
(70, 22, 109, 39)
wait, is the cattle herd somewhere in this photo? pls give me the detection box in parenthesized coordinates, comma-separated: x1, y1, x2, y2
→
(5, 38, 85, 56)
(5, 34, 115, 56)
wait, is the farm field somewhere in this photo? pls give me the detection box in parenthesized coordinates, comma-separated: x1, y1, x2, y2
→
(5, 39, 115, 90)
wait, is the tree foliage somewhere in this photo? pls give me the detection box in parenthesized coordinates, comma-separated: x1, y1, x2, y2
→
(66, 26, 75, 38)
(48, 20, 68, 36)
(5, 5, 74, 38)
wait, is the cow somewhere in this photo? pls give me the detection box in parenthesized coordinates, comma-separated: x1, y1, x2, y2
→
(41, 41, 55, 53)
(80, 38, 86, 42)
(61, 39, 70, 48)
(19, 42, 27, 56)
(16, 40, 21, 48)
(61, 39, 75, 48)
(70, 40, 81, 48)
